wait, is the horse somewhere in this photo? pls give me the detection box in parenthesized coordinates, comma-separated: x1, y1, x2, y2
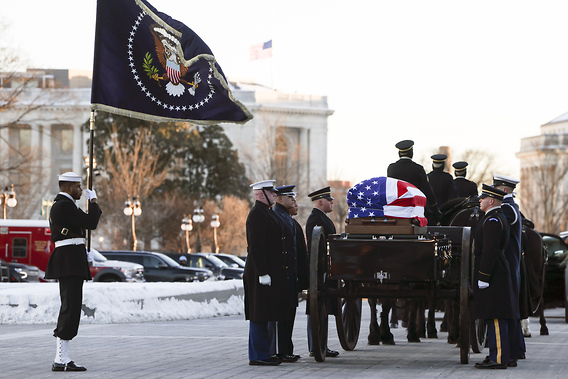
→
(437, 196, 484, 344)
(519, 218, 548, 336)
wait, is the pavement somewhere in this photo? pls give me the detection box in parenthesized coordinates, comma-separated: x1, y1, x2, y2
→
(1, 302, 567, 379)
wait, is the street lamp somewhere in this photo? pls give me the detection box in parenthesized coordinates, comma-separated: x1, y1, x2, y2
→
(1, 184, 17, 219)
(192, 207, 205, 252)
(124, 197, 142, 251)
(211, 213, 220, 254)
(181, 215, 193, 253)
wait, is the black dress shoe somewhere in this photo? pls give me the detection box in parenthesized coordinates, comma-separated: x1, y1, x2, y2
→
(52, 361, 87, 371)
(249, 359, 281, 366)
(326, 349, 340, 357)
(474, 361, 507, 369)
(276, 354, 299, 362)
(507, 360, 517, 367)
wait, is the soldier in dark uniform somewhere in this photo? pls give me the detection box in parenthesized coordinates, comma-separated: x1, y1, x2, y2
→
(45, 172, 102, 372)
(244, 180, 285, 366)
(473, 184, 515, 369)
(387, 140, 441, 225)
(269, 185, 303, 362)
(493, 174, 525, 365)
(427, 154, 457, 206)
(305, 186, 340, 358)
(453, 161, 478, 198)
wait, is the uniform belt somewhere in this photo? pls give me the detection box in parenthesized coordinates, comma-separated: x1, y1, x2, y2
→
(55, 238, 85, 248)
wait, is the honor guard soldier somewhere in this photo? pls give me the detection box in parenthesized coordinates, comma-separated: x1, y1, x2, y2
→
(244, 180, 285, 366)
(493, 174, 526, 364)
(473, 184, 515, 369)
(268, 185, 303, 362)
(453, 161, 478, 198)
(305, 186, 340, 358)
(427, 154, 458, 206)
(45, 172, 102, 372)
(387, 140, 441, 224)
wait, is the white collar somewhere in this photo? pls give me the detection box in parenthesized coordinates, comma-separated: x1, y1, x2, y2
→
(58, 192, 79, 208)
(400, 156, 412, 160)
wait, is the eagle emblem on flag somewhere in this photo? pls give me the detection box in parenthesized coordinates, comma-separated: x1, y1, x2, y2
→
(148, 25, 201, 97)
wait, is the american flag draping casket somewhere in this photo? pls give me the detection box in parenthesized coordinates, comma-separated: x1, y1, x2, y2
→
(346, 176, 427, 227)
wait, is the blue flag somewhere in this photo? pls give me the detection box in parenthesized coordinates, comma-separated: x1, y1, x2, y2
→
(91, 0, 252, 124)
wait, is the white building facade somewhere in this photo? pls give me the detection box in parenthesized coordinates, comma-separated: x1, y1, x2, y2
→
(517, 112, 568, 233)
(0, 70, 333, 220)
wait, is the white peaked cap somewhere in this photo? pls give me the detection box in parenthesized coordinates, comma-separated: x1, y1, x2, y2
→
(58, 172, 82, 182)
(493, 174, 520, 188)
(250, 180, 276, 191)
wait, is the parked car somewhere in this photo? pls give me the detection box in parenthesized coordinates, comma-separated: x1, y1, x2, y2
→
(100, 250, 213, 282)
(215, 253, 246, 269)
(540, 233, 568, 306)
(0, 258, 40, 282)
(187, 253, 244, 280)
(0, 260, 9, 282)
(90, 249, 145, 282)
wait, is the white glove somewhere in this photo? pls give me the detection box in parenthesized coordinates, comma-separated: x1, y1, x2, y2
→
(86, 248, 94, 263)
(259, 274, 272, 286)
(85, 189, 97, 200)
(478, 280, 489, 289)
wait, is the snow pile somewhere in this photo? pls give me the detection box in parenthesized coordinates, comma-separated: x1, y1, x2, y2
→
(0, 281, 244, 324)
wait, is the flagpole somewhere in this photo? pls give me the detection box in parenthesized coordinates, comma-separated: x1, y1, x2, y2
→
(87, 108, 95, 252)
(271, 1, 275, 89)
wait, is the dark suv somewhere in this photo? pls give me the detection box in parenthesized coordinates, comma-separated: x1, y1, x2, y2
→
(100, 250, 213, 282)
(0, 258, 40, 282)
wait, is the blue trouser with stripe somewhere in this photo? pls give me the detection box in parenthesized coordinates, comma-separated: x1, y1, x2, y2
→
(249, 321, 273, 361)
(508, 318, 526, 360)
(486, 319, 510, 365)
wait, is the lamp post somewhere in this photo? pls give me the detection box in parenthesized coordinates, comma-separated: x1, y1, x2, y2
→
(1, 184, 17, 219)
(181, 216, 193, 253)
(192, 207, 205, 252)
(124, 197, 142, 251)
(210, 213, 220, 254)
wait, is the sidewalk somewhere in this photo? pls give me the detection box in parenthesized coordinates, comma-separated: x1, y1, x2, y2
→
(1, 303, 567, 378)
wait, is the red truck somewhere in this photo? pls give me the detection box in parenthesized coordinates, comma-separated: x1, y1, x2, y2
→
(0, 219, 144, 282)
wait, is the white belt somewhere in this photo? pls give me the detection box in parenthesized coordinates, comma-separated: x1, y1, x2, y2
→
(55, 238, 85, 248)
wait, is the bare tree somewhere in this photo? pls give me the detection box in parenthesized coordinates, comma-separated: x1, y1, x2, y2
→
(93, 122, 169, 250)
(243, 115, 307, 188)
(520, 150, 568, 234)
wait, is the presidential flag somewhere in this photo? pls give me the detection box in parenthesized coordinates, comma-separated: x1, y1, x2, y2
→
(347, 177, 427, 226)
(249, 40, 273, 61)
(91, 0, 252, 124)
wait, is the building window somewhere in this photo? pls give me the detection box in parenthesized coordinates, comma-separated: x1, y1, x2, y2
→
(12, 238, 28, 258)
(52, 126, 73, 155)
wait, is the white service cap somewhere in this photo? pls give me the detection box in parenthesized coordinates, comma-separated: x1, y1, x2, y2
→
(58, 172, 82, 182)
(250, 180, 277, 191)
(493, 174, 519, 188)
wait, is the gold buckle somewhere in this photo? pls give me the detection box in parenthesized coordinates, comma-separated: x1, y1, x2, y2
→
(61, 228, 68, 235)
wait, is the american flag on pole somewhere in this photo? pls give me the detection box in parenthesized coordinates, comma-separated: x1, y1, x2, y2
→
(249, 40, 273, 61)
(347, 177, 427, 226)
(90, 0, 252, 124)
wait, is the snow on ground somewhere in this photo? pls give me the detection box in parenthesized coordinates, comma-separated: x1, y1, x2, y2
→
(0, 280, 244, 325)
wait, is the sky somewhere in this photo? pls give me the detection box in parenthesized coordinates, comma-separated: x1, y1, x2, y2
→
(0, 281, 244, 324)
(4, 0, 568, 183)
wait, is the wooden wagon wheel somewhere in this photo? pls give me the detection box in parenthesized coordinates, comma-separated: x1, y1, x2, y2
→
(309, 226, 329, 362)
(565, 265, 568, 323)
(335, 280, 362, 351)
(459, 227, 471, 364)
